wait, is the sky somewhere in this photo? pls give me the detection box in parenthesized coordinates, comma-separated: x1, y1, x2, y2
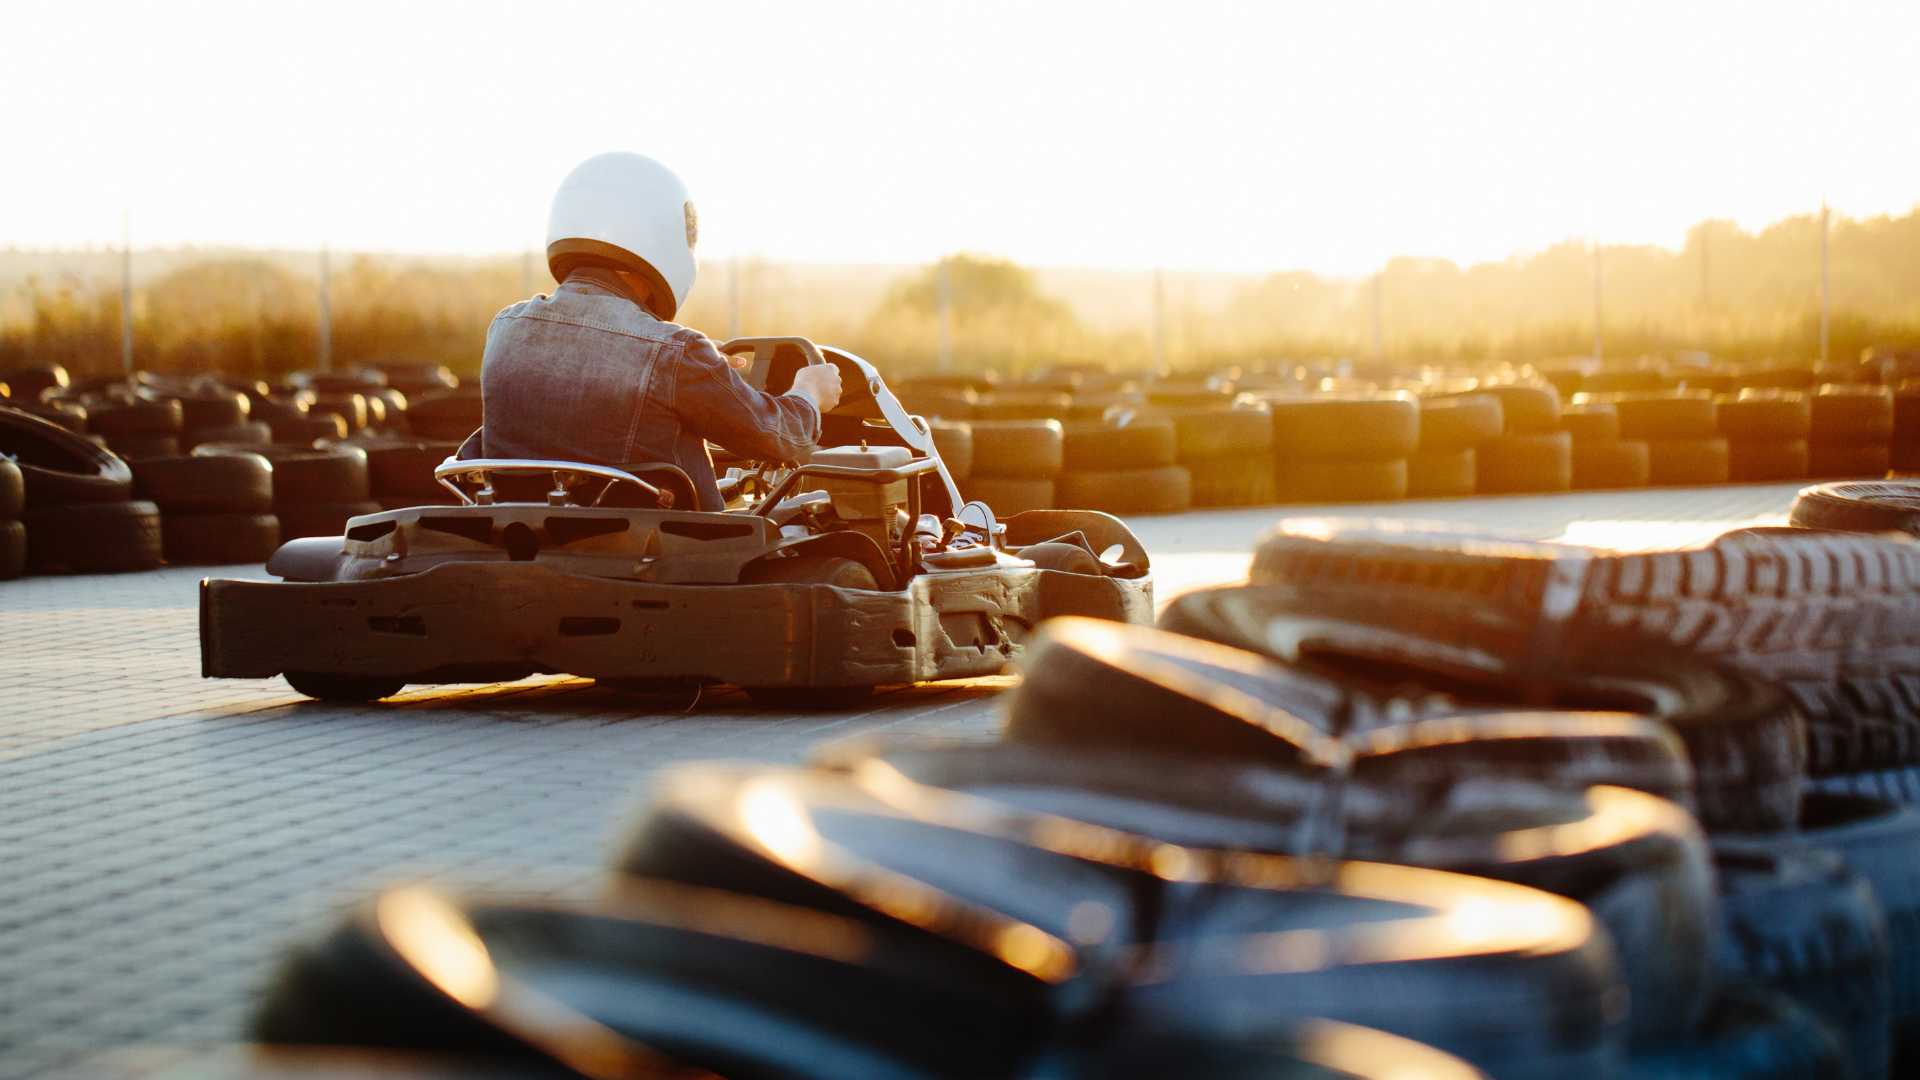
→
(2, 0, 1916, 275)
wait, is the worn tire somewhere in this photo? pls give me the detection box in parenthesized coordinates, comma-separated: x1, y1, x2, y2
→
(0, 407, 134, 506)
(965, 475, 1054, 515)
(1808, 441, 1891, 479)
(1406, 448, 1477, 498)
(284, 671, 408, 702)
(0, 520, 23, 580)
(1268, 395, 1419, 460)
(177, 391, 249, 431)
(6, 399, 88, 434)
(364, 441, 460, 499)
(1646, 437, 1732, 485)
(1729, 440, 1811, 482)
(277, 500, 383, 541)
(1606, 393, 1720, 440)
(1186, 456, 1276, 507)
(1158, 406, 1273, 460)
(198, 443, 371, 504)
(311, 392, 369, 433)
(1062, 418, 1176, 471)
(22, 499, 164, 573)
(1811, 386, 1896, 443)
(1480, 384, 1561, 433)
(182, 420, 273, 451)
(1789, 480, 1920, 536)
(1572, 440, 1652, 489)
(104, 433, 179, 461)
(1271, 458, 1408, 503)
(1624, 989, 1849, 1080)
(271, 414, 349, 446)
(1055, 465, 1191, 515)
(1718, 393, 1813, 441)
(1559, 402, 1622, 443)
(1416, 394, 1503, 452)
(0, 458, 21, 519)
(928, 420, 973, 481)
(399, 390, 483, 441)
(969, 420, 1064, 478)
(162, 512, 282, 565)
(87, 398, 183, 437)
(133, 453, 274, 513)
(1710, 842, 1891, 1080)
(1476, 431, 1573, 493)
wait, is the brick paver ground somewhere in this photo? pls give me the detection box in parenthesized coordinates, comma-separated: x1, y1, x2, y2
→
(0, 484, 1801, 1077)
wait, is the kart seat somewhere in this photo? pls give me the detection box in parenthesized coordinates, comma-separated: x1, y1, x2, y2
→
(482, 462, 699, 510)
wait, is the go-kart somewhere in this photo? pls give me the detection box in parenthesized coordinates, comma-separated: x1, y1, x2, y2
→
(200, 338, 1154, 706)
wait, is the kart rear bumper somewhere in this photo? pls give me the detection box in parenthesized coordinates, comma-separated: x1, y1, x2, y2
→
(201, 561, 1152, 688)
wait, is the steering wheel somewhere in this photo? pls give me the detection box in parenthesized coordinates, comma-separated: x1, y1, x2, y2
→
(721, 336, 827, 396)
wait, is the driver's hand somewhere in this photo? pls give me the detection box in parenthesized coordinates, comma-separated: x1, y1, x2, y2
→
(725, 349, 752, 372)
(789, 364, 843, 413)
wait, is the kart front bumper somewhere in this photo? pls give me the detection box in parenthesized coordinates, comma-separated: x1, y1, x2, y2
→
(201, 561, 1152, 688)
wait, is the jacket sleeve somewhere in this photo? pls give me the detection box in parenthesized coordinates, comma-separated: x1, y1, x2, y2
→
(668, 330, 821, 463)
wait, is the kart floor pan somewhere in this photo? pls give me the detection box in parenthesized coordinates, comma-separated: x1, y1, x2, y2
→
(201, 560, 1152, 688)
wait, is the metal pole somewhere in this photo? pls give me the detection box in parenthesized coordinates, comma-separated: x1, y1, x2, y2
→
(1592, 240, 1604, 363)
(521, 249, 534, 298)
(728, 257, 742, 339)
(317, 245, 332, 373)
(937, 259, 953, 372)
(1370, 272, 1384, 361)
(1699, 228, 1710, 313)
(1819, 201, 1831, 366)
(120, 211, 134, 376)
(1151, 268, 1166, 371)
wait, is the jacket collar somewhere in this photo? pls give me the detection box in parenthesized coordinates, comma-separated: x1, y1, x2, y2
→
(563, 266, 657, 315)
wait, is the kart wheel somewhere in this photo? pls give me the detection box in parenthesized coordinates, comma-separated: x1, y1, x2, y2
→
(738, 554, 878, 589)
(285, 671, 408, 702)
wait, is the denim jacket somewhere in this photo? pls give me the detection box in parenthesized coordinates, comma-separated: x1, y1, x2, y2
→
(473, 268, 820, 511)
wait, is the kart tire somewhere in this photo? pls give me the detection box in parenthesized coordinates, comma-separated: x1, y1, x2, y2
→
(1740, 367, 1819, 392)
(162, 512, 282, 566)
(975, 390, 1071, 421)
(1064, 390, 1147, 420)
(284, 671, 408, 702)
(1268, 396, 1419, 460)
(311, 392, 369, 433)
(1646, 437, 1732, 485)
(0, 457, 21, 519)
(1811, 386, 1896, 443)
(1271, 458, 1408, 503)
(1159, 406, 1273, 460)
(398, 390, 483, 442)
(1789, 481, 1920, 536)
(966, 475, 1054, 516)
(1559, 402, 1622, 443)
(1717, 393, 1813, 441)
(1728, 440, 1811, 483)
(1406, 448, 1476, 498)
(6, 399, 88, 434)
(1415, 394, 1503, 452)
(1, 362, 69, 401)
(1475, 431, 1573, 493)
(1710, 842, 1891, 1080)
(199, 443, 371, 503)
(1480, 384, 1561, 433)
(1062, 418, 1176, 471)
(277, 500, 383, 541)
(1572, 440, 1652, 489)
(928, 420, 973, 481)
(1808, 442, 1892, 479)
(0, 520, 24, 580)
(104, 433, 179, 461)
(740, 555, 881, 708)
(270, 414, 349, 446)
(1055, 465, 1191, 515)
(1186, 456, 1276, 507)
(0, 406, 134, 506)
(182, 420, 273, 452)
(87, 397, 183, 437)
(133, 453, 274, 513)
(968, 420, 1064, 478)
(1583, 369, 1675, 395)
(1720, 793, 1920, 1067)
(365, 441, 461, 499)
(898, 389, 977, 420)
(1608, 393, 1720, 440)
(22, 499, 164, 573)
(1623, 989, 1848, 1080)
(177, 391, 249, 431)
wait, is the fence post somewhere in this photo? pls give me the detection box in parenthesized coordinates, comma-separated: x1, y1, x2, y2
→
(317, 245, 332, 373)
(1819, 201, 1830, 366)
(120, 212, 134, 376)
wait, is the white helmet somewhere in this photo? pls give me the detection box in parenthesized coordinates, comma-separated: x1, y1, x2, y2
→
(546, 152, 698, 319)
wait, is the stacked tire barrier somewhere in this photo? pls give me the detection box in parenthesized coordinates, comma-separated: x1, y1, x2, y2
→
(1810, 386, 1896, 479)
(1057, 415, 1192, 515)
(199, 443, 377, 541)
(1267, 393, 1418, 501)
(1160, 403, 1275, 506)
(0, 407, 161, 574)
(0, 456, 23, 580)
(1589, 391, 1732, 486)
(131, 452, 281, 565)
(1559, 401, 1652, 489)
(1410, 393, 1501, 497)
(355, 438, 464, 510)
(1719, 392, 1813, 482)
(965, 419, 1063, 515)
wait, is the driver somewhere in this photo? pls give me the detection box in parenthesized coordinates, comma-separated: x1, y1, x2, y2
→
(466, 151, 841, 511)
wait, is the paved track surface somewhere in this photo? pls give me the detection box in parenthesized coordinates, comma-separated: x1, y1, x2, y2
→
(0, 483, 1802, 1076)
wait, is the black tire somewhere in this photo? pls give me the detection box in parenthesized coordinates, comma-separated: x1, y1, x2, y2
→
(0, 457, 21, 519)
(1271, 458, 1408, 503)
(1186, 456, 1276, 507)
(133, 453, 274, 513)
(1406, 448, 1476, 498)
(1158, 406, 1273, 460)
(928, 420, 973, 480)
(1269, 396, 1419, 460)
(277, 500, 383, 540)
(1572, 440, 1652, 489)
(1789, 481, 1920, 536)
(284, 671, 408, 702)
(1476, 431, 1573, 493)
(1718, 393, 1813, 441)
(162, 512, 282, 565)
(87, 397, 183, 437)
(22, 499, 164, 573)
(182, 420, 273, 452)
(1740, 367, 1819, 392)
(1710, 842, 1891, 1080)
(177, 391, 249, 431)
(739, 556, 881, 706)
(0, 406, 133, 506)
(1, 363, 69, 401)
(364, 441, 461, 498)
(975, 390, 1071, 421)
(1158, 582, 1807, 830)
(1559, 402, 1622, 443)
(1729, 440, 1811, 482)
(199, 443, 371, 503)
(271, 414, 349, 446)
(105, 433, 181, 461)
(1479, 384, 1561, 433)
(311, 392, 369, 433)
(1624, 989, 1849, 1080)
(1062, 418, 1176, 471)
(5, 399, 88, 433)
(968, 420, 1064, 478)
(1584, 368, 1676, 395)
(1055, 465, 1191, 515)
(897, 388, 977, 420)
(1416, 394, 1503, 452)
(0, 519, 23, 580)
(966, 475, 1054, 515)
(1606, 393, 1720, 440)
(1811, 386, 1896, 443)
(1646, 437, 1732, 485)
(1809, 442, 1892, 479)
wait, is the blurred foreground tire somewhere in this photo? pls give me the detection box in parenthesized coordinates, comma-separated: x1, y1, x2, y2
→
(23, 499, 163, 573)
(1623, 989, 1848, 1080)
(1789, 481, 1920, 536)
